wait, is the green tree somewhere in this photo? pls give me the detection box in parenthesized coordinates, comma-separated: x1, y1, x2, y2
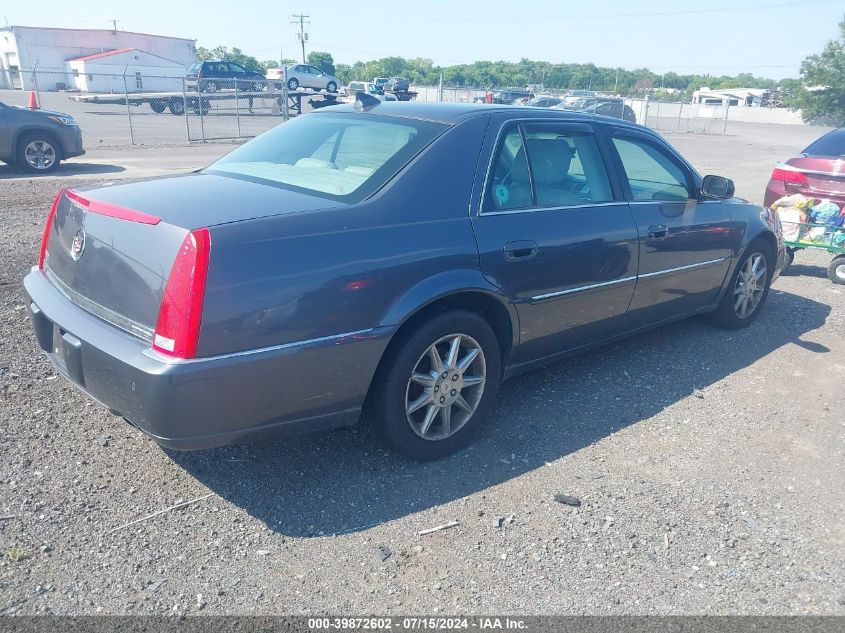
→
(793, 17, 845, 124)
(307, 51, 336, 76)
(195, 45, 265, 72)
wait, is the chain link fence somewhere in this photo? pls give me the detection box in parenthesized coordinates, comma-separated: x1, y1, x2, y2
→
(0, 68, 804, 149)
(410, 86, 802, 133)
(1, 67, 325, 147)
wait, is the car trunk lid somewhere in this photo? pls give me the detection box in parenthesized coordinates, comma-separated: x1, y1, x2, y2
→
(42, 190, 186, 340)
(786, 156, 845, 199)
(41, 175, 341, 341)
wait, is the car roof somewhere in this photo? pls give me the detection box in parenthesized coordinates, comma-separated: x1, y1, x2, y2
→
(318, 101, 645, 131)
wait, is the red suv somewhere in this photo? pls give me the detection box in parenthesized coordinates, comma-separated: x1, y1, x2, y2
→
(764, 128, 845, 209)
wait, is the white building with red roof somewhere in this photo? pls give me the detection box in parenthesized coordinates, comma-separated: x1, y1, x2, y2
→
(0, 25, 195, 91)
(65, 48, 187, 93)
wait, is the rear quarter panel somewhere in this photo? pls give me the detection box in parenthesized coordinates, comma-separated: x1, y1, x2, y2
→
(197, 113, 494, 357)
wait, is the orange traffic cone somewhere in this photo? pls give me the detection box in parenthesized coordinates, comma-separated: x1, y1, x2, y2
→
(27, 91, 39, 109)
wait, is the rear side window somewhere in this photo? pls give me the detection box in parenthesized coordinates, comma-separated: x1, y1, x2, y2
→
(206, 113, 447, 203)
(612, 137, 691, 201)
(484, 122, 613, 212)
(804, 129, 845, 157)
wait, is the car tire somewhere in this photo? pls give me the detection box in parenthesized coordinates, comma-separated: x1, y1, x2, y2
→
(828, 255, 845, 285)
(709, 238, 775, 329)
(202, 81, 218, 93)
(16, 132, 61, 174)
(168, 98, 185, 115)
(366, 310, 501, 461)
(326, 81, 337, 93)
(287, 78, 299, 91)
(781, 246, 796, 273)
(149, 99, 167, 113)
(193, 98, 211, 116)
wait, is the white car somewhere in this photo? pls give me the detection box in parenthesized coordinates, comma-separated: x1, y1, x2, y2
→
(283, 64, 339, 93)
(342, 81, 398, 102)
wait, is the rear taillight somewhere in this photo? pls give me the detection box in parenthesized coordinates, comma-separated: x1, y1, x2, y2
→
(771, 166, 808, 186)
(38, 189, 64, 270)
(153, 228, 211, 359)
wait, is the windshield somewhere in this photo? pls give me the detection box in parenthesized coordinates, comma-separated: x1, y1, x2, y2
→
(206, 113, 447, 203)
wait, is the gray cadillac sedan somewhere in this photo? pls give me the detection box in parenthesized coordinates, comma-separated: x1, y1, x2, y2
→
(23, 101, 784, 460)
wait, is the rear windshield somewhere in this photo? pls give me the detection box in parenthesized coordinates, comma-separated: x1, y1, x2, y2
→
(205, 113, 447, 203)
(804, 129, 845, 157)
(188, 61, 202, 73)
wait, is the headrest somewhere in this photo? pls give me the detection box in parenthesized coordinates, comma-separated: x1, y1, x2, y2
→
(525, 138, 572, 185)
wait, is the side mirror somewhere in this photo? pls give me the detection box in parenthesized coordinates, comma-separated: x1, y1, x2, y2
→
(701, 175, 735, 199)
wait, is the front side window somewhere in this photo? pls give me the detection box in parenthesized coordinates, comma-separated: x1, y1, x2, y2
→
(484, 122, 613, 212)
(228, 63, 245, 74)
(206, 113, 446, 203)
(612, 136, 691, 201)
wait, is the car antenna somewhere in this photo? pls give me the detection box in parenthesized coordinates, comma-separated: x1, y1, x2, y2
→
(354, 91, 381, 111)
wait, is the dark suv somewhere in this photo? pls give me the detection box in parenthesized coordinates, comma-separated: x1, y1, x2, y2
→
(0, 100, 85, 173)
(186, 60, 266, 93)
(492, 88, 534, 105)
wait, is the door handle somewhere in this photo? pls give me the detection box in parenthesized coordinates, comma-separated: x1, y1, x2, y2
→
(503, 240, 538, 261)
(647, 224, 669, 240)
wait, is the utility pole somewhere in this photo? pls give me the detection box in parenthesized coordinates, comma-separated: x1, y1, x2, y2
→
(291, 13, 309, 63)
(111, 19, 119, 32)
(614, 67, 619, 95)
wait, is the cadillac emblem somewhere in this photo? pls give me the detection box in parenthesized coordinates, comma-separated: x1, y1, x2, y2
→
(70, 229, 86, 262)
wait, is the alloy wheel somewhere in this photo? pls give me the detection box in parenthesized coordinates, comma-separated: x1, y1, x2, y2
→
(734, 252, 767, 319)
(24, 140, 56, 170)
(405, 333, 486, 441)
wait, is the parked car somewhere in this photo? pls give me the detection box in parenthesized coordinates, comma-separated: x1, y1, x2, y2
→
(343, 81, 398, 101)
(373, 77, 389, 92)
(559, 90, 597, 108)
(24, 102, 784, 460)
(0, 100, 84, 173)
(284, 64, 339, 93)
(383, 77, 410, 92)
(186, 60, 266, 93)
(525, 97, 563, 108)
(492, 88, 534, 104)
(580, 101, 637, 123)
(763, 127, 845, 210)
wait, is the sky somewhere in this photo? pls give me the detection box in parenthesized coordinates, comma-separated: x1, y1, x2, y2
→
(3, 0, 843, 79)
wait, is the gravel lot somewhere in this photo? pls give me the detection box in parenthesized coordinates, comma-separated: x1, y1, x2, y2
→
(1, 123, 843, 616)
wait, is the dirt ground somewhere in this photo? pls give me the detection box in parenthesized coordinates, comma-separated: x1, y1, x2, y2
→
(0, 121, 843, 615)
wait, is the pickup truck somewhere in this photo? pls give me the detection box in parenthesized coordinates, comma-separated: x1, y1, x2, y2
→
(342, 81, 398, 101)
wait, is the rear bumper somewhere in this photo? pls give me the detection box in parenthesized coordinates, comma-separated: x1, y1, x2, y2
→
(23, 268, 392, 450)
